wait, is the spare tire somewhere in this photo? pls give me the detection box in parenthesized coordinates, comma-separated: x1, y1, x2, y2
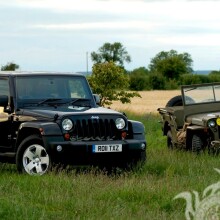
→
(166, 95, 183, 107)
(166, 95, 195, 107)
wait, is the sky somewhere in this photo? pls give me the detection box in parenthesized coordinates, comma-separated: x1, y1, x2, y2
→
(0, 0, 220, 72)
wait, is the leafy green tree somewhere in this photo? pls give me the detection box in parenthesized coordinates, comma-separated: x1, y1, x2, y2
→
(129, 67, 149, 76)
(91, 42, 131, 67)
(179, 74, 210, 85)
(88, 61, 140, 106)
(208, 71, 220, 83)
(129, 74, 149, 91)
(1, 62, 19, 71)
(149, 73, 165, 90)
(208, 74, 220, 83)
(209, 70, 220, 75)
(129, 67, 150, 91)
(149, 50, 193, 79)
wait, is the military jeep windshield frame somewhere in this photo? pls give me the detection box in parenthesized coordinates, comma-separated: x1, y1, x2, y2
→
(182, 83, 220, 106)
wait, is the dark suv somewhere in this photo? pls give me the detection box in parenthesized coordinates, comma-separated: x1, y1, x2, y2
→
(0, 72, 146, 175)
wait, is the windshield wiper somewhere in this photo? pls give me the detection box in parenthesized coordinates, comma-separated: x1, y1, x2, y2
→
(68, 98, 92, 107)
(37, 98, 62, 106)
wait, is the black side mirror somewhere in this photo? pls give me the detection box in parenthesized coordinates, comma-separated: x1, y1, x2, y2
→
(0, 95, 8, 107)
(93, 94, 100, 105)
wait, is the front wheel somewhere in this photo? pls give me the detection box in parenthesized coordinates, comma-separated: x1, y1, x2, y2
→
(191, 134, 203, 154)
(16, 135, 51, 175)
(167, 130, 174, 149)
(127, 151, 146, 170)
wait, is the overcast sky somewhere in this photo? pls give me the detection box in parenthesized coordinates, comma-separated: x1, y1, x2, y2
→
(0, 0, 220, 72)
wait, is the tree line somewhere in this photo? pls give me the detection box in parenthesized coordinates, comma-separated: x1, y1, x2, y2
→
(89, 42, 220, 105)
(2, 42, 220, 106)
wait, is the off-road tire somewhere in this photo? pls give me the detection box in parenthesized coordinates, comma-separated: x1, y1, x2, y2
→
(191, 134, 202, 153)
(166, 95, 183, 107)
(166, 95, 194, 107)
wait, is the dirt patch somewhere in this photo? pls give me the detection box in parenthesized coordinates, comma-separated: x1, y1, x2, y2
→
(109, 90, 180, 114)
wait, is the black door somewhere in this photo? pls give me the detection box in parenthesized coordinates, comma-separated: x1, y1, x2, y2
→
(0, 77, 11, 149)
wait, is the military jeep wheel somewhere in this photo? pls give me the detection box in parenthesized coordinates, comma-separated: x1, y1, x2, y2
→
(191, 134, 202, 153)
(167, 130, 174, 149)
(16, 135, 51, 175)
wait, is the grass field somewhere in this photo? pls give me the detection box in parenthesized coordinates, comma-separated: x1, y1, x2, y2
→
(0, 91, 219, 220)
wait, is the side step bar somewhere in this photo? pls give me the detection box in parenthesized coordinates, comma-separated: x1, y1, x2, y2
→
(0, 152, 16, 158)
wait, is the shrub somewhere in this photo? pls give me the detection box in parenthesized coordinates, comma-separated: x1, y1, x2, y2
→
(129, 75, 150, 91)
(149, 73, 166, 90)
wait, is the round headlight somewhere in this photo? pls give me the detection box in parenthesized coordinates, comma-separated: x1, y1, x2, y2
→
(208, 120, 216, 128)
(115, 118, 126, 129)
(62, 118, 73, 131)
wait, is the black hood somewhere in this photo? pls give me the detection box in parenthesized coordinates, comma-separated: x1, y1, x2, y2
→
(18, 106, 124, 121)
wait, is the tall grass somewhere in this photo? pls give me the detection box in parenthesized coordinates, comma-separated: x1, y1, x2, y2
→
(0, 113, 219, 220)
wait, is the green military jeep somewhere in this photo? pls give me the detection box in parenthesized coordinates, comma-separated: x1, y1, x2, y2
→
(158, 82, 220, 154)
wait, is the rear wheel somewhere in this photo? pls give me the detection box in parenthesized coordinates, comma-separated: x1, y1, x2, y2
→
(16, 135, 51, 175)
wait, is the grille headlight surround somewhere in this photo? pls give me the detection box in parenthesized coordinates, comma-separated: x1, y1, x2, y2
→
(115, 118, 126, 130)
(208, 120, 216, 128)
(62, 118, 73, 131)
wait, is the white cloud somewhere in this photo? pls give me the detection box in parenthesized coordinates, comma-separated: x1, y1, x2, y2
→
(32, 21, 156, 31)
(1, 0, 220, 70)
(13, 0, 148, 14)
(157, 34, 220, 47)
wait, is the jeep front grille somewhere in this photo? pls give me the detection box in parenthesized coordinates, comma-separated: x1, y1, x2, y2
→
(69, 119, 120, 141)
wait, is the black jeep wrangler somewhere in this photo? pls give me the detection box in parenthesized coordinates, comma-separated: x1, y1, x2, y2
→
(0, 72, 146, 175)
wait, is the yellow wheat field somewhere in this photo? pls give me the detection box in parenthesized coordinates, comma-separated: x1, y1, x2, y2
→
(109, 90, 180, 114)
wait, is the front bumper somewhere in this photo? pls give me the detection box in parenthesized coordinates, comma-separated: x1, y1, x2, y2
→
(43, 137, 146, 165)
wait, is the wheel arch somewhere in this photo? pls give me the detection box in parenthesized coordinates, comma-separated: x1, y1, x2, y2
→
(128, 120, 146, 140)
(16, 121, 62, 149)
(186, 126, 206, 150)
(16, 127, 41, 149)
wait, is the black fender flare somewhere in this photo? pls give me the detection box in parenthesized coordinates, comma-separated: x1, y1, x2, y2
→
(128, 120, 146, 141)
(18, 121, 62, 135)
(16, 121, 62, 149)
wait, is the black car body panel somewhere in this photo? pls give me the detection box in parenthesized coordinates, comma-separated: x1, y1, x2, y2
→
(0, 72, 146, 174)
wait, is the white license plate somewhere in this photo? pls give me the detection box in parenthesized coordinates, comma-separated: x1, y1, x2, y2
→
(92, 144, 122, 153)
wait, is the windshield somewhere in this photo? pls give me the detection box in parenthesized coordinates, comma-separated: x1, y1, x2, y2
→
(182, 83, 220, 105)
(15, 75, 93, 106)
